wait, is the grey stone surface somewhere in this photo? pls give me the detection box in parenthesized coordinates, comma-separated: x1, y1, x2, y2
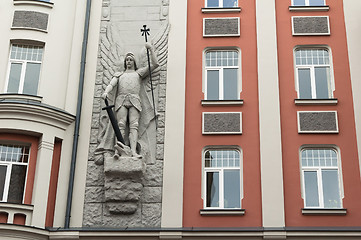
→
(103, 206, 142, 227)
(143, 160, 163, 187)
(204, 18, 239, 36)
(83, 203, 103, 226)
(83, 0, 168, 227)
(104, 156, 145, 177)
(203, 112, 242, 134)
(142, 203, 161, 227)
(156, 128, 165, 144)
(105, 181, 143, 202)
(86, 161, 105, 187)
(12, 11, 48, 31)
(142, 187, 162, 203)
(298, 111, 338, 132)
(293, 16, 329, 35)
(85, 187, 104, 203)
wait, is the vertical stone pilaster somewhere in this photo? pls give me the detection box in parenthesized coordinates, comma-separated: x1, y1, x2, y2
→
(31, 135, 55, 228)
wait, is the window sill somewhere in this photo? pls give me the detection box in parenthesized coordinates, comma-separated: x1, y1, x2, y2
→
(295, 99, 338, 106)
(0, 202, 34, 225)
(302, 208, 347, 215)
(200, 209, 245, 216)
(201, 99, 244, 106)
(13, 0, 53, 8)
(289, 6, 329, 12)
(11, 27, 48, 33)
(202, 7, 241, 13)
(0, 93, 42, 103)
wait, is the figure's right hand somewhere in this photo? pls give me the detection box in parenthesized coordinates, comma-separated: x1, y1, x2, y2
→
(101, 92, 107, 100)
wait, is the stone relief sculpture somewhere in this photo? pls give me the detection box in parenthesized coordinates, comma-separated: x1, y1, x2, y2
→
(90, 22, 170, 215)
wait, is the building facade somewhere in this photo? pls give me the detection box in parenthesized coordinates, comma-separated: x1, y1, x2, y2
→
(0, 0, 361, 239)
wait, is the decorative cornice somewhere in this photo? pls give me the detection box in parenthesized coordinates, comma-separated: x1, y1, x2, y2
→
(13, 0, 54, 8)
(0, 98, 75, 130)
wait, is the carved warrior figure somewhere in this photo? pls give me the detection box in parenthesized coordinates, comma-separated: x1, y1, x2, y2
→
(94, 23, 169, 165)
(101, 43, 159, 158)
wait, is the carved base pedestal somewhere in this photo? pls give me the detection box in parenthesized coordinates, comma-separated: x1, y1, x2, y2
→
(104, 156, 146, 214)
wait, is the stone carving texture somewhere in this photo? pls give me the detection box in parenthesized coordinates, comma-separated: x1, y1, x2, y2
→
(293, 16, 329, 35)
(203, 112, 242, 134)
(298, 111, 338, 132)
(83, 0, 169, 227)
(12, 11, 48, 31)
(204, 18, 240, 36)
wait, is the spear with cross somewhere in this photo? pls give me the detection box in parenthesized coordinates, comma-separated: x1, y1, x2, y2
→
(141, 25, 157, 127)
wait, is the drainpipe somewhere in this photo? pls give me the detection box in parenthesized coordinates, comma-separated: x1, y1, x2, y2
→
(64, 0, 92, 229)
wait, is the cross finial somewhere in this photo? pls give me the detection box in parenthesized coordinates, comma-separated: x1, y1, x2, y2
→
(141, 25, 150, 42)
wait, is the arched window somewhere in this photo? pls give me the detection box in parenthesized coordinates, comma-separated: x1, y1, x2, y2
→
(204, 49, 241, 100)
(300, 148, 343, 208)
(294, 47, 334, 99)
(204, 148, 242, 209)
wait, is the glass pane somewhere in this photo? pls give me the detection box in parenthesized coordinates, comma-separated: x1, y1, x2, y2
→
(310, 0, 325, 6)
(315, 67, 330, 99)
(207, 70, 219, 100)
(207, 0, 219, 7)
(224, 0, 237, 7)
(23, 63, 41, 95)
(223, 68, 238, 100)
(0, 165, 7, 201)
(322, 170, 341, 208)
(7, 63, 22, 93)
(206, 172, 219, 207)
(293, 0, 306, 6)
(7, 165, 27, 203)
(224, 170, 240, 208)
(304, 171, 319, 207)
(298, 69, 312, 99)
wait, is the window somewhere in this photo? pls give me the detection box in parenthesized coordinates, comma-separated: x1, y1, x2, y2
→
(6, 44, 43, 95)
(205, 50, 240, 100)
(206, 0, 238, 8)
(0, 144, 30, 204)
(292, 0, 325, 6)
(204, 149, 242, 209)
(295, 48, 333, 99)
(301, 148, 342, 208)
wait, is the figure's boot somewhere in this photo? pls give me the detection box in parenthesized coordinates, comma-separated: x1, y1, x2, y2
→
(129, 129, 141, 158)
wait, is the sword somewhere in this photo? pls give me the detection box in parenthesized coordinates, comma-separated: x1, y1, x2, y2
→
(102, 98, 125, 144)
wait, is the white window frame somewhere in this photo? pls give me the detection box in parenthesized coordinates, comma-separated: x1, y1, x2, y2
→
(203, 48, 241, 100)
(294, 47, 335, 99)
(0, 144, 30, 204)
(292, 0, 326, 6)
(300, 146, 344, 209)
(202, 147, 243, 209)
(205, 0, 238, 8)
(5, 44, 44, 95)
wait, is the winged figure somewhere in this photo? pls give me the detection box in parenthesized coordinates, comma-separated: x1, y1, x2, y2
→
(94, 23, 170, 165)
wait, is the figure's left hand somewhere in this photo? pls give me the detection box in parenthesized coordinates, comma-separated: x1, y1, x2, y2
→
(145, 42, 152, 50)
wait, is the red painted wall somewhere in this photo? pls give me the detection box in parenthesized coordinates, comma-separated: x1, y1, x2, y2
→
(183, 0, 262, 227)
(275, 0, 361, 226)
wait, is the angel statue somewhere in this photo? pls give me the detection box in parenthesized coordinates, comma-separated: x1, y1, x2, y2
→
(94, 23, 169, 165)
(101, 43, 159, 158)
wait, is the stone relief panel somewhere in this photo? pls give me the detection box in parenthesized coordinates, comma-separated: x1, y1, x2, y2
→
(83, 0, 169, 228)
